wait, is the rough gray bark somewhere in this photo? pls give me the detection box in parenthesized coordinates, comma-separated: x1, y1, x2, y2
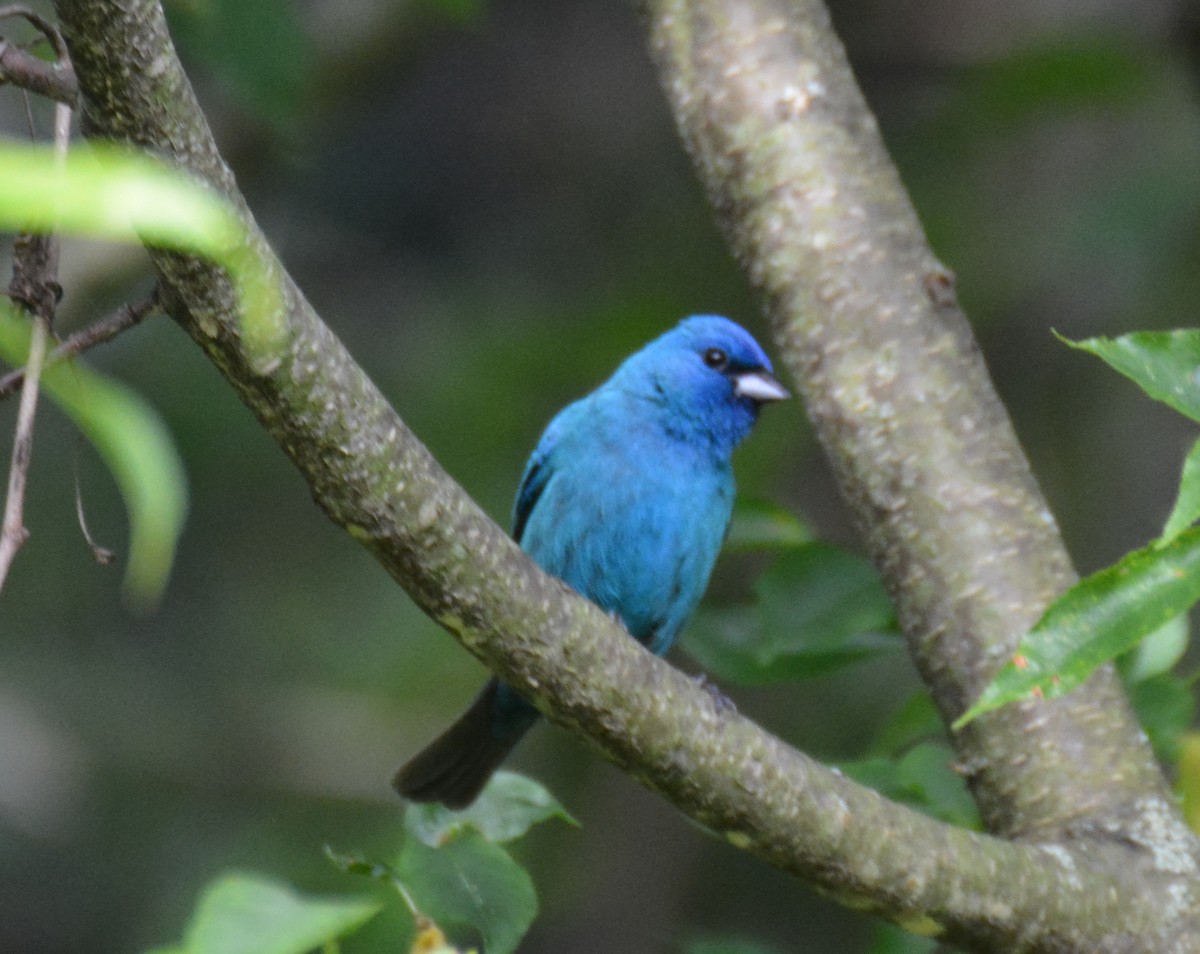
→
(644, 0, 1176, 837)
(43, 0, 1200, 950)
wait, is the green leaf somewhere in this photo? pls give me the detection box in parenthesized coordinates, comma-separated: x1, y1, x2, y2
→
(1179, 733, 1200, 834)
(1120, 614, 1189, 683)
(964, 40, 1154, 127)
(839, 743, 980, 828)
(174, 872, 379, 954)
(684, 543, 898, 685)
(893, 744, 980, 827)
(397, 830, 536, 954)
(723, 499, 813, 553)
(955, 527, 1200, 729)
(404, 771, 575, 848)
(867, 691, 944, 758)
(1061, 329, 1200, 423)
(324, 846, 405, 886)
(869, 923, 938, 954)
(0, 306, 187, 608)
(1162, 436, 1200, 544)
(167, 0, 311, 128)
(0, 143, 285, 368)
(1128, 673, 1195, 764)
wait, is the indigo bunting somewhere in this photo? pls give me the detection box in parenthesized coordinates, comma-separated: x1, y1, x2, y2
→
(394, 315, 787, 808)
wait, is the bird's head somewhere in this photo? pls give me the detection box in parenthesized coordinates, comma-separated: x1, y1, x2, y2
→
(615, 314, 789, 454)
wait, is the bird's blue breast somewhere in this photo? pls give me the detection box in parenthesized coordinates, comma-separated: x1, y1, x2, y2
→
(516, 392, 734, 657)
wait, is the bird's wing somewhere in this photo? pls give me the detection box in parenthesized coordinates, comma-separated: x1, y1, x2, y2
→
(512, 454, 550, 544)
(512, 405, 577, 544)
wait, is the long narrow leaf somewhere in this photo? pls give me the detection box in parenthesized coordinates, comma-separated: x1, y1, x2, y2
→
(1161, 435, 1200, 545)
(0, 143, 285, 366)
(955, 527, 1200, 728)
(0, 307, 187, 607)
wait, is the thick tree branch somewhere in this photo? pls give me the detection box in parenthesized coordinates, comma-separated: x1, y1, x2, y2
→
(645, 0, 1186, 836)
(50, 0, 1200, 950)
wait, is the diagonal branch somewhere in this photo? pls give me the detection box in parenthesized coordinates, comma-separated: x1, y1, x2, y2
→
(644, 0, 1187, 842)
(50, 0, 1200, 949)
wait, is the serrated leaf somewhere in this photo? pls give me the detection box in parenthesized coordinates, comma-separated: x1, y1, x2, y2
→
(723, 499, 813, 553)
(1061, 330, 1200, 423)
(1162, 436, 1200, 544)
(955, 527, 1200, 729)
(684, 543, 898, 685)
(397, 830, 536, 954)
(404, 771, 575, 848)
(175, 872, 379, 954)
(0, 306, 187, 608)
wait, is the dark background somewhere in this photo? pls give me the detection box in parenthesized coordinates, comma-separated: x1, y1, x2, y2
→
(3, 0, 1200, 950)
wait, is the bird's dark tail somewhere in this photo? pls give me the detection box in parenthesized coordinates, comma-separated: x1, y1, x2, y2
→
(393, 678, 534, 810)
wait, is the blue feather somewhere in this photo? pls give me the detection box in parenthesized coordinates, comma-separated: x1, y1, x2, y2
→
(394, 315, 787, 808)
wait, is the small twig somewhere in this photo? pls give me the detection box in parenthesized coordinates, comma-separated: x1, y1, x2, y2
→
(0, 29, 71, 595)
(0, 310, 47, 588)
(74, 440, 115, 566)
(0, 293, 160, 399)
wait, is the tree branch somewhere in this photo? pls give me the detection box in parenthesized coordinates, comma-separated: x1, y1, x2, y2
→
(644, 0, 1187, 837)
(49, 0, 1200, 949)
(0, 5, 76, 103)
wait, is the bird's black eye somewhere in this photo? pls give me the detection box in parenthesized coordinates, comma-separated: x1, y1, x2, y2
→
(703, 347, 728, 370)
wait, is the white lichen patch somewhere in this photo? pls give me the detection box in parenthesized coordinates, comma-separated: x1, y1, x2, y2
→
(416, 498, 440, 530)
(1131, 795, 1200, 876)
(1038, 844, 1082, 892)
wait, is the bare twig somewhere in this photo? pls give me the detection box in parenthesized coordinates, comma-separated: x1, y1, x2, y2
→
(0, 32, 71, 594)
(0, 293, 159, 399)
(0, 309, 48, 587)
(73, 440, 115, 566)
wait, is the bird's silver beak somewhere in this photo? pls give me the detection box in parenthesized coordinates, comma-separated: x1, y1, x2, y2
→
(734, 370, 790, 403)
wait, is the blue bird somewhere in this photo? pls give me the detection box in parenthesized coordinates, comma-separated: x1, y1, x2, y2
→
(394, 315, 788, 808)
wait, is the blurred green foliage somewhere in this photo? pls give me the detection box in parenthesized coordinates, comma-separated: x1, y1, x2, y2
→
(2, 2, 1199, 953)
(148, 872, 380, 954)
